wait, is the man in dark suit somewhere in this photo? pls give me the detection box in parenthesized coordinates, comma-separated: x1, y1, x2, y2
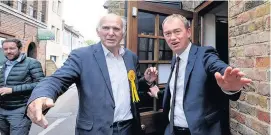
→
(148, 14, 252, 135)
(26, 13, 157, 135)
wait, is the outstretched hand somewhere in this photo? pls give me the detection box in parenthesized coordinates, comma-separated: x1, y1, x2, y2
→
(27, 97, 55, 129)
(215, 67, 252, 92)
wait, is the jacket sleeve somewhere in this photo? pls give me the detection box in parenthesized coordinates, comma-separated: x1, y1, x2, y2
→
(27, 50, 81, 104)
(203, 46, 241, 101)
(11, 59, 45, 93)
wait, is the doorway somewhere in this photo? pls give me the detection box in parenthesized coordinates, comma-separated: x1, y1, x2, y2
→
(27, 42, 37, 59)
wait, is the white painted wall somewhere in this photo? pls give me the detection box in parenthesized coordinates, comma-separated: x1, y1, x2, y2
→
(203, 13, 216, 48)
(46, 0, 64, 68)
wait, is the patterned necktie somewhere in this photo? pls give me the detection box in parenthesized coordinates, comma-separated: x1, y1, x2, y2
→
(170, 57, 181, 134)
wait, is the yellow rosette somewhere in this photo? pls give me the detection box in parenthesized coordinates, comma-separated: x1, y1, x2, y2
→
(128, 70, 140, 103)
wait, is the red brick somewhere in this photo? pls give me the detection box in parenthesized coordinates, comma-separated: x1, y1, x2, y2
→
(0, 4, 46, 71)
(257, 110, 270, 124)
(256, 57, 270, 68)
(244, 44, 269, 57)
(230, 109, 246, 124)
(243, 69, 267, 81)
(230, 58, 254, 68)
(236, 12, 250, 25)
(245, 116, 270, 135)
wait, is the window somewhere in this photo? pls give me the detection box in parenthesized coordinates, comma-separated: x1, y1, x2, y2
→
(56, 28, 60, 43)
(0, 37, 6, 64)
(37, 11, 42, 22)
(52, 1, 56, 12)
(50, 55, 57, 62)
(0, 37, 6, 48)
(137, 11, 173, 76)
(2, 1, 13, 7)
(17, 0, 22, 12)
(51, 25, 55, 41)
(138, 38, 154, 60)
(57, 0, 62, 15)
(29, 6, 34, 17)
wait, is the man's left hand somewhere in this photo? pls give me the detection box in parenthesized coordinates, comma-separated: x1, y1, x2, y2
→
(144, 67, 158, 83)
(0, 87, 12, 96)
(215, 67, 252, 92)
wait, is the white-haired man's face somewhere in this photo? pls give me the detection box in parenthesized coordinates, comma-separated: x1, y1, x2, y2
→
(97, 15, 123, 49)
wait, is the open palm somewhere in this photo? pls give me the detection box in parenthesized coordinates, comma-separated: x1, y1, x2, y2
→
(215, 67, 252, 91)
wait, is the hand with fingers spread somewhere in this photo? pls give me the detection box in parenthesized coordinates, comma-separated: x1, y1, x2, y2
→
(144, 67, 158, 83)
(148, 85, 160, 99)
(0, 87, 12, 96)
(27, 97, 55, 129)
(215, 67, 252, 91)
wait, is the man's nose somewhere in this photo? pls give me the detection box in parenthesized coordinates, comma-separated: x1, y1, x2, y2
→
(7, 49, 11, 53)
(170, 34, 177, 40)
(108, 28, 114, 35)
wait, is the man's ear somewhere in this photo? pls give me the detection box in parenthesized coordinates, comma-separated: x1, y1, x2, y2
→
(187, 27, 192, 38)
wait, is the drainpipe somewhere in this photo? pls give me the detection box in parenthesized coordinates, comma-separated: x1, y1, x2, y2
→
(124, 1, 127, 48)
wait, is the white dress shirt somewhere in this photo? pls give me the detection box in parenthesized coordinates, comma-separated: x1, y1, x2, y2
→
(102, 45, 133, 122)
(168, 43, 192, 127)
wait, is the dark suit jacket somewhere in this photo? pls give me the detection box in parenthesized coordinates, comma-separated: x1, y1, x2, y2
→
(160, 44, 241, 135)
(27, 43, 149, 135)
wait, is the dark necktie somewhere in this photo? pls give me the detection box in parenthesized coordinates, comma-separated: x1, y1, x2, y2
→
(170, 57, 181, 134)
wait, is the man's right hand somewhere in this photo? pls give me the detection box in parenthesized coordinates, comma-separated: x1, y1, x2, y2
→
(27, 97, 55, 129)
(148, 85, 160, 99)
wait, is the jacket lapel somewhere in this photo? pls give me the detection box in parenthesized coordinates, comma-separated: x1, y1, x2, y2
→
(93, 43, 115, 104)
(122, 50, 134, 100)
(183, 45, 198, 98)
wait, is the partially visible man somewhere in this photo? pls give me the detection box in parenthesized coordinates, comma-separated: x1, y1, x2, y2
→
(0, 39, 45, 135)
(148, 14, 252, 135)
(26, 14, 157, 135)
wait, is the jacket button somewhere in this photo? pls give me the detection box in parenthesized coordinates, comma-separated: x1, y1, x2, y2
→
(110, 125, 113, 128)
(113, 106, 115, 109)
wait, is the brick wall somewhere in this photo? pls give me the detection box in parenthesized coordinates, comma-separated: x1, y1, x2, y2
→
(0, 2, 46, 71)
(228, 1, 270, 135)
(104, 0, 125, 45)
(104, 0, 125, 16)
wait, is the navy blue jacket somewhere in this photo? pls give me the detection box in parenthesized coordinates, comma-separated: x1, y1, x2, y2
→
(161, 45, 240, 135)
(27, 43, 149, 135)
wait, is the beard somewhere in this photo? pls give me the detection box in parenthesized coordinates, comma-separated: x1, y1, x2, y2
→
(5, 53, 21, 61)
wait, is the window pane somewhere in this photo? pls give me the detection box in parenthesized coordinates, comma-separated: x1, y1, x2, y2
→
(159, 39, 172, 60)
(138, 38, 147, 51)
(138, 52, 146, 60)
(138, 38, 154, 60)
(148, 52, 153, 60)
(159, 15, 167, 36)
(165, 51, 173, 60)
(138, 11, 155, 35)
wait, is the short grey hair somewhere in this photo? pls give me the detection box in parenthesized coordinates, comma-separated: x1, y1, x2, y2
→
(96, 14, 127, 34)
(162, 14, 190, 29)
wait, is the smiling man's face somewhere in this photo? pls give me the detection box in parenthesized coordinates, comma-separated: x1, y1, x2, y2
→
(163, 18, 191, 55)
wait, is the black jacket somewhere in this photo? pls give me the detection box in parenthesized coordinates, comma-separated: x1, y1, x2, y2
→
(0, 53, 44, 109)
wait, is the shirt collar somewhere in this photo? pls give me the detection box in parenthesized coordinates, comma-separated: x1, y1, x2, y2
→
(176, 42, 192, 62)
(101, 43, 125, 57)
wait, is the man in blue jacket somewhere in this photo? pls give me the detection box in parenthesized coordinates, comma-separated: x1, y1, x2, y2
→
(148, 14, 252, 135)
(0, 39, 44, 135)
(26, 14, 157, 135)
